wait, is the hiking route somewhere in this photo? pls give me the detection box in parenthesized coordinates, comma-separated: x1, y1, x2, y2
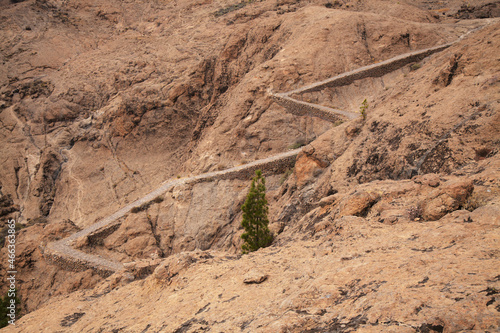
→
(42, 23, 492, 277)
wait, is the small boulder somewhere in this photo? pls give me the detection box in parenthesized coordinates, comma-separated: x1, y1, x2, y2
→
(71, 235, 89, 249)
(413, 173, 441, 187)
(295, 154, 326, 187)
(243, 270, 268, 284)
(318, 194, 337, 207)
(345, 120, 362, 137)
(338, 191, 380, 217)
(269, 221, 285, 235)
(124, 259, 161, 279)
(422, 178, 473, 221)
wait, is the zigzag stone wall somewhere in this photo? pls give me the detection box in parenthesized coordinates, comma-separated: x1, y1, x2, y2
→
(269, 43, 454, 123)
(270, 94, 359, 121)
(43, 149, 301, 275)
(43, 241, 123, 277)
(87, 222, 122, 246)
(43, 34, 467, 276)
(187, 149, 300, 185)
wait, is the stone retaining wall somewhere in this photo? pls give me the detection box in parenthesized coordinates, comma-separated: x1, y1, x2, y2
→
(270, 94, 359, 121)
(44, 36, 464, 277)
(43, 242, 121, 277)
(214, 152, 297, 180)
(87, 221, 122, 246)
(188, 149, 299, 185)
(43, 150, 301, 275)
(285, 43, 452, 95)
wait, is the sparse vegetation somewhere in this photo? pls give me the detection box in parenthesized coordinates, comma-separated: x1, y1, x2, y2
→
(408, 205, 423, 221)
(0, 223, 24, 248)
(0, 289, 20, 328)
(410, 63, 422, 71)
(461, 192, 487, 211)
(324, 1, 342, 9)
(214, 0, 256, 17)
(359, 98, 368, 120)
(131, 196, 164, 213)
(152, 196, 164, 204)
(26, 216, 47, 225)
(131, 205, 146, 214)
(131, 202, 148, 213)
(280, 168, 294, 184)
(288, 139, 306, 150)
(241, 170, 273, 254)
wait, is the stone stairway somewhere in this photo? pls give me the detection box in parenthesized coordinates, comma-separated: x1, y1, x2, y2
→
(43, 30, 474, 277)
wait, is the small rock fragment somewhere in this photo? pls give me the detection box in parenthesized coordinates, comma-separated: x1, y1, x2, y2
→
(243, 271, 268, 284)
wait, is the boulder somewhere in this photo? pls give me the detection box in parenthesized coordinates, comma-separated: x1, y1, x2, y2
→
(422, 178, 473, 221)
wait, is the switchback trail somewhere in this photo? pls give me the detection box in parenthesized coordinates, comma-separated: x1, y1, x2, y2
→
(43, 25, 486, 277)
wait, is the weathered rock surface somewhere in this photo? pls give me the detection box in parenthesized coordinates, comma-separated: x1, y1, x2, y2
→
(0, 220, 102, 313)
(8, 181, 500, 331)
(0, 0, 499, 330)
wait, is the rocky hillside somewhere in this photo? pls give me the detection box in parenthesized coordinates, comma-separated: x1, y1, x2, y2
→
(0, 0, 499, 331)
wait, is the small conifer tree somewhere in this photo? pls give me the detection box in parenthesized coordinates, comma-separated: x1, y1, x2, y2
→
(241, 170, 273, 254)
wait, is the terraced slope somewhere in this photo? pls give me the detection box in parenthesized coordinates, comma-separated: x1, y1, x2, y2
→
(43, 30, 481, 277)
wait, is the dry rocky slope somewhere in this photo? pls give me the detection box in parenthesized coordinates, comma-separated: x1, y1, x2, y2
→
(1, 0, 500, 331)
(41, 33, 475, 279)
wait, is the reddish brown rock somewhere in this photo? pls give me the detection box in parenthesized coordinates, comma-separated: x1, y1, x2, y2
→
(413, 173, 441, 187)
(422, 178, 474, 221)
(0, 0, 499, 330)
(243, 270, 268, 284)
(337, 191, 381, 218)
(294, 153, 325, 188)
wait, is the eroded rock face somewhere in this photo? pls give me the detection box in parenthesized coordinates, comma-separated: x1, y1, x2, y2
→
(294, 152, 327, 188)
(0, 220, 102, 313)
(102, 212, 160, 260)
(84, 175, 283, 262)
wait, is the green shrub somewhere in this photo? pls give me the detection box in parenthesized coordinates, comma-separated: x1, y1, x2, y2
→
(241, 170, 273, 254)
(288, 139, 306, 150)
(359, 98, 368, 120)
(410, 63, 422, 71)
(280, 168, 294, 184)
